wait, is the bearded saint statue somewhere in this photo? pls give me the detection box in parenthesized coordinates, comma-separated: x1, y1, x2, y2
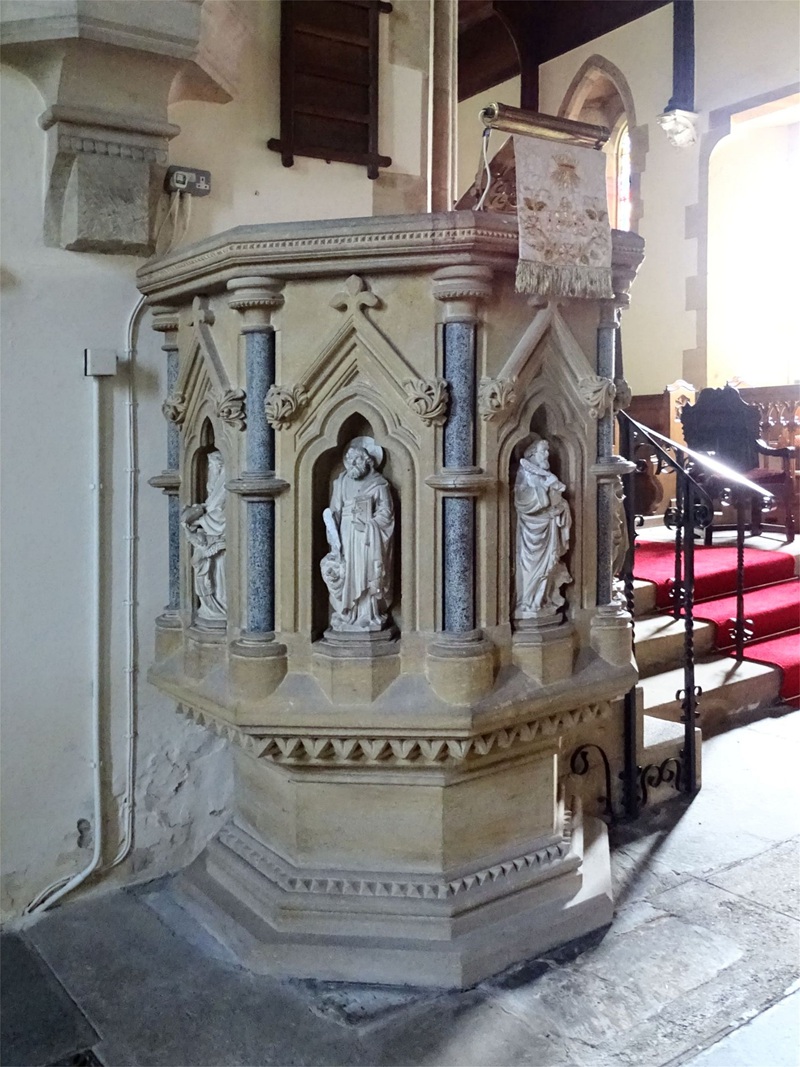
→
(514, 435, 572, 620)
(321, 437, 395, 632)
(182, 449, 227, 623)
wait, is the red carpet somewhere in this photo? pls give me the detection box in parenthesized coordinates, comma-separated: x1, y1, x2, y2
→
(634, 540, 795, 609)
(692, 580, 800, 648)
(745, 633, 800, 704)
(635, 539, 800, 704)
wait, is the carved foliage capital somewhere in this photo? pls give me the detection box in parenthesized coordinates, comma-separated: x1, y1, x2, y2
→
(579, 375, 617, 420)
(217, 388, 247, 431)
(613, 377, 632, 411)
(162, 391, 187, 426)
(264, 383, 309, 430)
(478, 376, 517, 422)
(402, 377, 449, 427)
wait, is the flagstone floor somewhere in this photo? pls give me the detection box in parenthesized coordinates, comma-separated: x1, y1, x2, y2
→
(3, 708, 799, 1067)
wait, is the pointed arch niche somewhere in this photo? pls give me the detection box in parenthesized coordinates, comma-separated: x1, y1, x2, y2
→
(558, 56, 645, 233)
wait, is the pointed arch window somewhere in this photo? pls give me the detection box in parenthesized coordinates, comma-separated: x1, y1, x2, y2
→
(609, 119, 632, 230)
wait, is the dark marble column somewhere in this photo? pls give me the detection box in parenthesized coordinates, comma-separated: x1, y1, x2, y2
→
(226, 277, 286, 647)
(431, 267, 492, 638)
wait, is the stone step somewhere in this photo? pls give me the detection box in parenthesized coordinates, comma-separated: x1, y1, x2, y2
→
(638, 714, 702, 805)
(634, 579, 657, 617)
(640, 656, 782, 735)
(634, 614, 716, 678)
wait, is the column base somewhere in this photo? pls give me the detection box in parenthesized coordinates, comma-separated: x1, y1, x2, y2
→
(513, 620, 576, 685)
(230, 637, 288, 716)
(154, 612, 182, 661)
(426, 631, 495, 705)
(591, 605, 634, 668)
(312, 629, 400, 703)
(173, 802, 612, 990)
(185, 623, 227, 680)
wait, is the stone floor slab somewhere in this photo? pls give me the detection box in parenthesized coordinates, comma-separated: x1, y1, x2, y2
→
(681, 987, 800, 1067)
(704, 837, 800, 920)
(0, 932, 99, 1067)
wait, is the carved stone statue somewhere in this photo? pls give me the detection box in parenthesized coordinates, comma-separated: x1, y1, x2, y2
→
(514, 436, 572, 620)
(321, 437, 395, 632)
(183, 449, 227, 623)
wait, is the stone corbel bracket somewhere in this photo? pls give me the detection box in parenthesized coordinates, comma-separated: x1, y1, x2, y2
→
(1, 0, 248, 254)
(38, 105, 178, 255)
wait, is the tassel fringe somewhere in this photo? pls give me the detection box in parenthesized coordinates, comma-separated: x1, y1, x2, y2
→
(515, 260, 614, 300)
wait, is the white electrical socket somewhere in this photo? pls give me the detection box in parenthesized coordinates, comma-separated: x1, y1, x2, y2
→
(84, 348, 118, 376)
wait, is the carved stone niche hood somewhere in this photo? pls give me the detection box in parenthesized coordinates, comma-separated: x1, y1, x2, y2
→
(139, 211, 644, 989)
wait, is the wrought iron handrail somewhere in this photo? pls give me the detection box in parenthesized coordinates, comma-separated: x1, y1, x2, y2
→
(615, 411, 775, 820)
(621, 415, 777, 502)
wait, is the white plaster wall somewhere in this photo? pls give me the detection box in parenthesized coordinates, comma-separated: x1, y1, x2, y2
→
(0, 0, 428, 920)
(456, 75, 520, 200)
(166, 0, 426, 245)
(0, 63, 235, 920)
(707, 121, 799, 387)
(539, 1, 800, 395)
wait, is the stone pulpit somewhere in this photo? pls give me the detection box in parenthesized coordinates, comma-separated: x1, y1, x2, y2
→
(140, 211, 644, 988)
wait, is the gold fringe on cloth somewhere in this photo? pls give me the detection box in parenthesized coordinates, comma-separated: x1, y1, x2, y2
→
(515, 262, 613, 299)
(514, 134, 613, 300)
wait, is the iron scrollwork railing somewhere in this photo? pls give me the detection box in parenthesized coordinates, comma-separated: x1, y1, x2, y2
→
(616, 412, 774, 818)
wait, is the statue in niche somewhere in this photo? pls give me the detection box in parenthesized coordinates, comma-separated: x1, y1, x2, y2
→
(514, 435, 572, 620)
(321, 437, 395, 632)
(182, 449, 227, 623)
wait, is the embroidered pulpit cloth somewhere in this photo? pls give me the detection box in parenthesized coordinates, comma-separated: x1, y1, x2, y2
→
(514, 135, 613, 299)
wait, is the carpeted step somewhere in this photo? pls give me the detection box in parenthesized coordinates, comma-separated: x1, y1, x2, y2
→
(743, 631, 800, 706)
(693, 579, 800, 648)
(634, 541, 796, 609)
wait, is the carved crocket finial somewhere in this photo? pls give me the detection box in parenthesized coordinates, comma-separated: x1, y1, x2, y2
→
(264, 384, 309, 430)
(330, 274, 380, 314)
(402, 377, 449, 427)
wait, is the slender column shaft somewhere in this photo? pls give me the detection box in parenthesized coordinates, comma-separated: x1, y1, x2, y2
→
(168, 494, 181, 612)
(245, 327, 275, 473)
(432, 267, 491, 637)
(442, 320, 476, 632)
(596, 304, 618, 607)
(443, 322, 476, 468)
(166, 345, 180, 471)
(668, 0, 695, 112)
(149, 308, 183, 622)
(164, 342, 181, 611)
(227, 278, 284, 641)
(243, 326, 277, 635)
(442, 496, 474, 632)
(247, 499, 275, 634)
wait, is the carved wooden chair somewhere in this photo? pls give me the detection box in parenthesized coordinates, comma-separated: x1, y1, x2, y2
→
(680, 384, 797, 543)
